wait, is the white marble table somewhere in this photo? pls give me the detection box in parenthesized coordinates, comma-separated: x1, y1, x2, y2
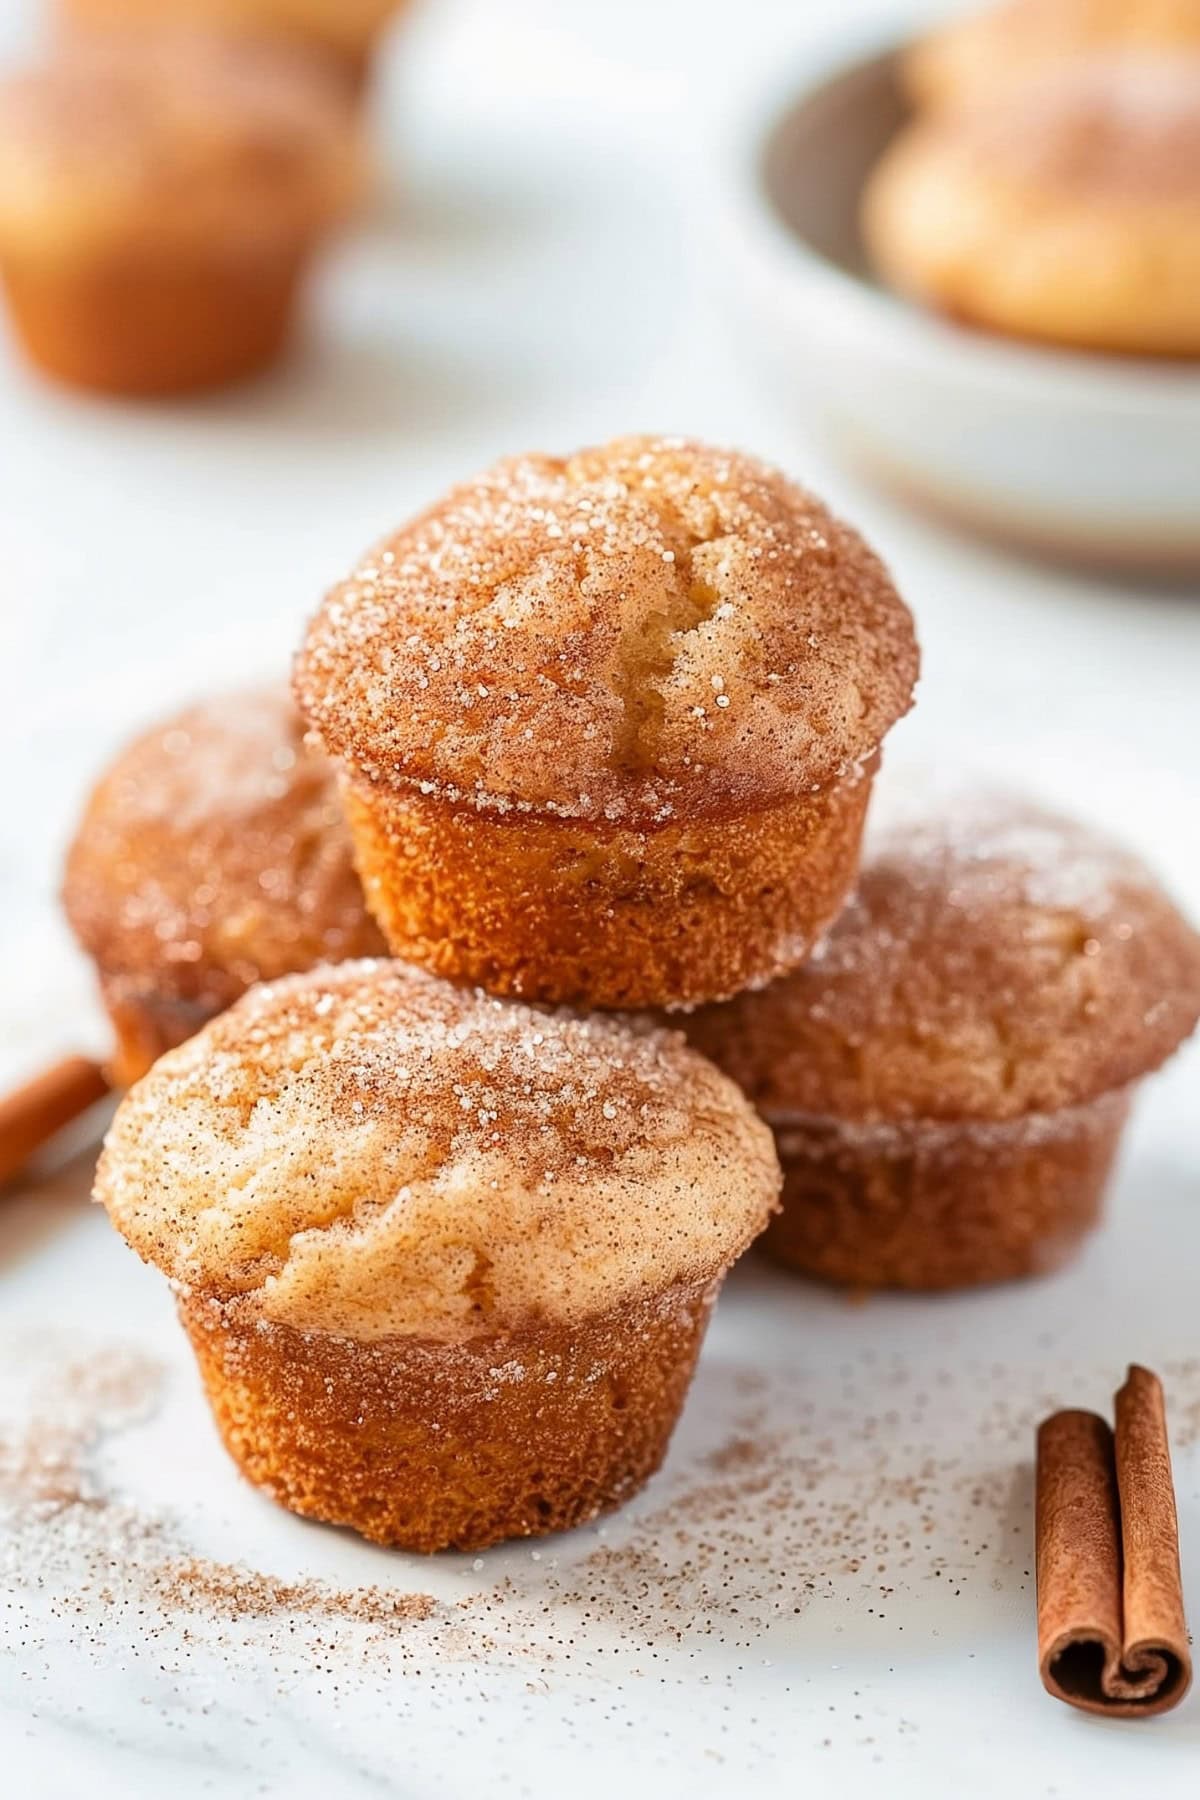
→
(2, 2, 1199, 1794)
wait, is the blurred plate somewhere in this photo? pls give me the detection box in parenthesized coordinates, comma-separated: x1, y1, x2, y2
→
(712, 34, 1200, 570)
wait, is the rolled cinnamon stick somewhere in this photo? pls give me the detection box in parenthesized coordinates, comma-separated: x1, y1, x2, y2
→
(0, 1055, 110, 1188)
(1037, 1366, 1191, 1717)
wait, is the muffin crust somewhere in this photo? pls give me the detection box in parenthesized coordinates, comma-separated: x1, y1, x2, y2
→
(295, 436, 918, 827)
(0, 30, 359, 257)
(686, 793, 1200, 1124)
(95, 959, 781, 1339)
(63, 687, 384, 1076)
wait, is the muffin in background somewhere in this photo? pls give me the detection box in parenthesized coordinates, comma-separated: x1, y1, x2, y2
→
(60, 0, 411, 96)
(63, 687, 385, 1085)
(94, 961, 781, 1551)
(904, 0, 1200, 110)
(294, 435, 919, 1012)
(864, 57, 1200, 357)
(0, 30, 361, 395)
(684, 792, 1200, 1291)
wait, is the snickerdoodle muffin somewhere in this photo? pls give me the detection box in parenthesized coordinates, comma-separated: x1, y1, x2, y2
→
(63, 687, 385, 1087)
(0, 30, 360, 395)
(904, 0, 1200, 110)
(863, 58, 1200, 357)
(61, 0, 410, 95)
(95, 960, 781, 1551)
(684, 794, 1200, 1291)
(294, 436, 919, 1011)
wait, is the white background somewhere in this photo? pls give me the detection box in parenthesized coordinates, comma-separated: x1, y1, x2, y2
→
(1, 1, 1198, 1795)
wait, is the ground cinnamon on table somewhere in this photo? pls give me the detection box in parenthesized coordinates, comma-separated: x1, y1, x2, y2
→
(1036, 1365, 1191, 1717)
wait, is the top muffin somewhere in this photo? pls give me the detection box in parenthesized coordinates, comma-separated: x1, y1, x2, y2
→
(0, 29, 359, 258)
(294, 436, 919, 827)
(683, 793, 1200, 1123)
(905, 0, 1200, 109)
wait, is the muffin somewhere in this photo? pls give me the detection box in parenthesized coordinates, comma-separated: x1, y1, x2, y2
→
(863, 58, 1200, 357)
(684, 793, 1200, 1291)
(904, 0, 1200, 110)
(294, 436, 919, 1012)
(94, 960, 781, 1551)
(0, 30, 360, 396)
(60, 0, 409, 96)
(63, 686, 385, 1086)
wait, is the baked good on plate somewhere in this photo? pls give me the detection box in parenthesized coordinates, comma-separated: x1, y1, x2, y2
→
(865, 57, 1200, 357)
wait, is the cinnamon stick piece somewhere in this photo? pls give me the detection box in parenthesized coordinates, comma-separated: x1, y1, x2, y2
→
(1037, 1366, 1191, 1717)
(0, 1055, 110, 1187)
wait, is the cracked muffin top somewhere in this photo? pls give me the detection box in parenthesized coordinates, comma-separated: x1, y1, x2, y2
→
(94, 960, 781, 1341)
(0, 28, 360, 255)
(293, 436, 919, 827)
(904, 0, 1200, 109)
(63, 686, 385, 1012)
(683, 792, 1200, 1123)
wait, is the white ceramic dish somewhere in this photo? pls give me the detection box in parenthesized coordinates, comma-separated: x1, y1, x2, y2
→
(712, 34, 1200, 569)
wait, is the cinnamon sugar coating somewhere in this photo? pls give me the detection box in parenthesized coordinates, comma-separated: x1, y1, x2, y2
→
(684, 793, 1200, 1124)
(294, 436, 918, 827)
(63, 687, 385, 1022)
(904, 0, 1200, 109)
(0, 29, 360, 257)
(95, 960, 781, 1340)
(864, 59, 1200, 355)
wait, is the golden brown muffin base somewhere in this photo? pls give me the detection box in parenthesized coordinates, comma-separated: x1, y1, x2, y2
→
(343, 771, 874, 1011)
(178, 1278, 719, 1552)
(0, 243, 306, 396)
(100, 975, 225, 1087)
(763, 1088, 1131, 1292)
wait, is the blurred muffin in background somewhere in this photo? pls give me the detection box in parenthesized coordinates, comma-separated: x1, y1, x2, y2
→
(0, 30, 361, 395)
(60, 0, 411, 96)
(63, 687, 385, 1085)
(863, 58, 1200, 357)
(904, 0, 1200, 109)
(684, 792, 1200, 1291)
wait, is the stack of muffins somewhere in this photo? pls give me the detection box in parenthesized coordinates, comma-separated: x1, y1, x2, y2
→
(0, 1, 415, 395)
(80, 434, 1200, 1553)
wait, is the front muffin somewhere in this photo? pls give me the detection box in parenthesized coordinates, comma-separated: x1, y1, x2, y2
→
(95, 961, 781, 1550)
(294, 435, 919, 1011)
(864, 58, 1200, 357)
(63, 686, 385, 1085)
(904, 0, 1200, 110)
(0, 30, 360, 395)
(685, 793, 1200, 1291)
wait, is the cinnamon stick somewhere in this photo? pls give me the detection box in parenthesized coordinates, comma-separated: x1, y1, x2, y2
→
(1037, 1366, 1191, 1717)
(0, 1055, 110, 1187)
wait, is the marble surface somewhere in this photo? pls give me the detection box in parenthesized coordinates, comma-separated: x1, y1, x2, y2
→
(2, 1, 1199, 1795)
